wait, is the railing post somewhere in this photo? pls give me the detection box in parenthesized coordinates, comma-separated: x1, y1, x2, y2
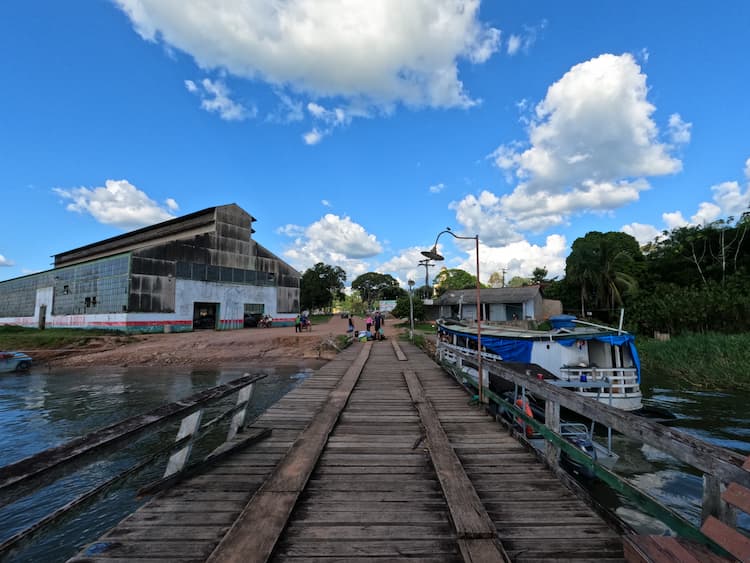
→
(702, 474, 737, 527)
(163, 410, 203, 478)
(545, 398, 560, 469)
(227, 383, 255, 442)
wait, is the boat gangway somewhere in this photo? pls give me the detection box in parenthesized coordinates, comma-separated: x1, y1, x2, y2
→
(2, 338, 749, 562)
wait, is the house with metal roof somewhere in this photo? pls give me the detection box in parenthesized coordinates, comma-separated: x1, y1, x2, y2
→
(433, 286, 562, 322)
(0, 204, 301, 332)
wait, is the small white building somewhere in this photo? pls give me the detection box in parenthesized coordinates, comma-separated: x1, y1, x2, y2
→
(435, 286, 561, 322)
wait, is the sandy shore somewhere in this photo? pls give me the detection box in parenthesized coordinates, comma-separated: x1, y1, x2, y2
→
(33, 314, 399, 370)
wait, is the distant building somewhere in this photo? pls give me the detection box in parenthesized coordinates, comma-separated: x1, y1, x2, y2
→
(0, 204, 300, 332)
(427, 286, 562, 322)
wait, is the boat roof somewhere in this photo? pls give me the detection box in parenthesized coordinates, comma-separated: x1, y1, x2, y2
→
(437, 318, 629, 340)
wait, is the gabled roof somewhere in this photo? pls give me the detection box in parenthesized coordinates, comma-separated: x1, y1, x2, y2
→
(437, 286, 541, 305)
(53, 204, 254, 268)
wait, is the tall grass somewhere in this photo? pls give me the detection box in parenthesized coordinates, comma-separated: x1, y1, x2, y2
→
(638, 332, 750, 391)
(0, 325, 129, 350)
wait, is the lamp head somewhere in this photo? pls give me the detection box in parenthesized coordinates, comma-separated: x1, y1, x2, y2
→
(421, 246, 444, 261)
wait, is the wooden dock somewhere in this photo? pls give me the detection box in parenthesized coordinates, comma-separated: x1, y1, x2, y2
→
(71, 339, 624, 562)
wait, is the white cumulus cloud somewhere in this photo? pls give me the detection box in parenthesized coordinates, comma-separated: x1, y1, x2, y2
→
(449, 190, 523, 246)
(0, 254, 14, 267)
(429, 182, 446, 194)
(621, 222, 662, 245)
(620, 156, 750, 239)
(507, 34, 521, 55)
(116, 0, 500, 110)
(184, 78, 254, 121)
(668, 113, 692, 145)
(464, 52, 685, 240)
(459, 234, 568, 282)
(280, 214, 383, 273)
(53, 179, 178, 230)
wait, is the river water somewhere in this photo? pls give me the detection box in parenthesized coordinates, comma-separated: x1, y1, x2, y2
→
(593, 376, 750, 534)
(0, 365, 748, 562)
(0, 364, 319, 562)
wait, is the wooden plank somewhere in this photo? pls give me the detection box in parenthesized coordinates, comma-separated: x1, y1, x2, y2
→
(273, 539, 460, 557)
(391, 338, 408, 360)
(723, 481, 750, 514)
(206, 343, 372, 563)
(402, 369, 506, 560)
(457, 538, 510, 563)
(701, 515, 750, 562)
(70, 539, 215, 560)
(282, 524, 454, 540)
(623, 534, 731, 563)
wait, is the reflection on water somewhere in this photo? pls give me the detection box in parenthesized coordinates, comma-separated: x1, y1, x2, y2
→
(590, 376, 750, 535)
(0, 364, 315, 562)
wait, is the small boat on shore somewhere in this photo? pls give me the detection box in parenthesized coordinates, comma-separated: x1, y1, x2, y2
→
(0, 351, 32, 373)
(436, 314, 643, 411)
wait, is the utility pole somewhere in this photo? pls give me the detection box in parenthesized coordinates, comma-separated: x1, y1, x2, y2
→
(418, 258, 434, 298)
(501, 268, 507, 288)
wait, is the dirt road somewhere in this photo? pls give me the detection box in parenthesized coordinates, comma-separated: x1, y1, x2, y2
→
(37, 314, 399, 370)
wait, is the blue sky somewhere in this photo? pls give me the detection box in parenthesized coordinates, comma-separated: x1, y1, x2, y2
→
(1, 1, 749, 288)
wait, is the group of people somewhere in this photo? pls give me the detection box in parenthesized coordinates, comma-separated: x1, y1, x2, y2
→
(347, 311, 386, 341)
(294, 312, 310, 332)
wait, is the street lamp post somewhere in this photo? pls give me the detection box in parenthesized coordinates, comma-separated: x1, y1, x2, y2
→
(407, 279, 415, 341)
(422, 228, 483, 403)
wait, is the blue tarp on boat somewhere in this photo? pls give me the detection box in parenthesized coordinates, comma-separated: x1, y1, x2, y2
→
(440, 325, 534, 363)
(439, 325, 641, 382)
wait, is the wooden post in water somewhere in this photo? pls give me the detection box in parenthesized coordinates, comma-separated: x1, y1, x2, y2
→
(227, 383, 255, 442)
(702, 474, 737, 527)
(545, 397, 560, 469)
(164, 410, 203, 478)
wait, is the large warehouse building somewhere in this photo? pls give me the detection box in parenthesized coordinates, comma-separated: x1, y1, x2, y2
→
(0, 204, 301, 332)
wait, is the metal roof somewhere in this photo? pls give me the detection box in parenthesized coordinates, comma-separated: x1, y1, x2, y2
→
(437, 286, 541, 305)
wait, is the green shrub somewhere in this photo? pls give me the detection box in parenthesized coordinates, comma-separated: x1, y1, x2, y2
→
(639, 332, 750, 391)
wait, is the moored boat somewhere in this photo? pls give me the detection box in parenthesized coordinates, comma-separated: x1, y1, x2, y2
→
(0, 351, 32, 373)
(436, 314, 643, 411)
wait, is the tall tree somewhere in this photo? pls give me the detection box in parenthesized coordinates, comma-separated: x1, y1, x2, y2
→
(433, 268, 481, 296)
(351, 272, 401, 310)
(488, 271, 505, 288)
(300, 263, 346, 312)
(531, 267, 549, 284)
(646, 214, 750, 288)
(565, 232, 643, 320)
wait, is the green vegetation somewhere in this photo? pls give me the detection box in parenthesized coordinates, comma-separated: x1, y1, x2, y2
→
(390, 294, 425, 321)
(432, 268, 484, 296)
(351, 272, 403, 311)
(639, 332, 750, 391)
(542, 214, 750, 335)
(300, 262, 346, 313)
(0, 325, 129, 350)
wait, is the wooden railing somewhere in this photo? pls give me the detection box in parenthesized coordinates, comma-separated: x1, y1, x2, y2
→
(0, 373, 269, 556)
(440, 348, 749, 558)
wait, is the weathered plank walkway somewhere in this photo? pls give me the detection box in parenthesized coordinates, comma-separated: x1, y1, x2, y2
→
(71, 338, 624, 562)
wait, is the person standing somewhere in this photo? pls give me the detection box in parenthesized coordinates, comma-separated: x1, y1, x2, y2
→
(347, 317, 354, 334)
(365, 314, 373, 333)
(373, 311, 382, 340)
(294, 314, 301, 333)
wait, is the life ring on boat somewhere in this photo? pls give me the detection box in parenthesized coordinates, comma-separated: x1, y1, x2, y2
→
(515, 398, 534, 438)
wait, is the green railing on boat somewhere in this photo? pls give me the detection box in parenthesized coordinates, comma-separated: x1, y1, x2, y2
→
(440, 349, 747, 557)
